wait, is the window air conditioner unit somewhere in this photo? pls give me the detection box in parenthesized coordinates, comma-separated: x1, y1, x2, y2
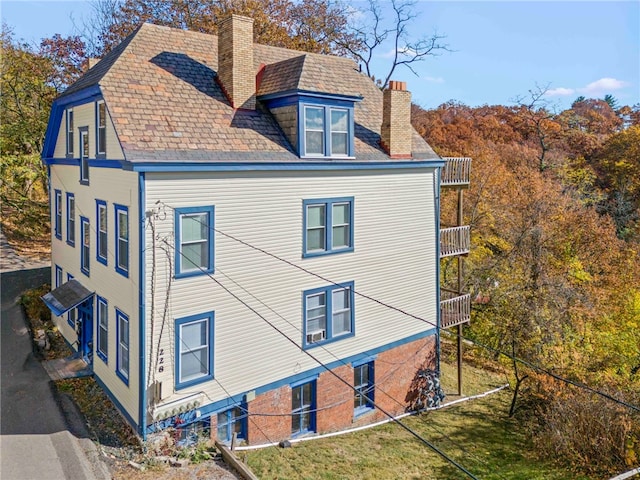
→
(307, 329, 326, 344)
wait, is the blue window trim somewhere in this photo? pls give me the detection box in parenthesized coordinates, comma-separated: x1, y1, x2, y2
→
(353, 361, 375, 417)
(291, 379, 316, 436)
(216, 403, 247, 443)
(299, 102, 355, 159)
(174, 206, 215, 279)
(66, 192, 75, 246)
(302, 281, 355, 349)
(79, 126, 89, 185)
(95, 99, 107, 159)
(80, 216, 90, 276)
(114, 204, 129, 278)
(66, 273, 75, 327)
(54, 189, 62, 239)
(303, 197, 354, 258)
(65, 108, 74, 158)
(115, 308, 129, 385)
(96, 199, 108, 265)
(55, 264, 63, 289)
(175, 311, 214, 390)
(96, 295, 108, 363)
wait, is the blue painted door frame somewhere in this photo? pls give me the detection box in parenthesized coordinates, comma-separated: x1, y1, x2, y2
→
(77, 297, 94, 364)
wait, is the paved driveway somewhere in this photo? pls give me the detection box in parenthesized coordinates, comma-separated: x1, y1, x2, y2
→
(1, 240, 108, 480)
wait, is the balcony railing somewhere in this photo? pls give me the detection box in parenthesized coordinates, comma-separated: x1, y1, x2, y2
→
(440, 289, 471, 329)
(441, 157, 471, 187)
(440, 226, 470, 258)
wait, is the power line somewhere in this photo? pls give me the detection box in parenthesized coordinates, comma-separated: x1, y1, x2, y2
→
(160, 201, 640, 414)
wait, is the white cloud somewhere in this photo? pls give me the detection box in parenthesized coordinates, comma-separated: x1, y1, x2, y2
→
(545, 87, 575, 96)
(579, 77, 629, 95)
(380, 46, 418, 58)
(423, 76, 444, 84)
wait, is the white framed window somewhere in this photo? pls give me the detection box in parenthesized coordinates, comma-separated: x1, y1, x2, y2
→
(353, 361, 374, 415)
(175, 312, 214, 389)
(115, 204, 129, 277)
(80, 129, 89, 184)
(55, 265, 63, 289)
(303, 282, 354, 348)
(116, 308, 129, 383)
(303, 197, 353, 257)
(66, 109, 74, 155)
(54, 190, 62, 239)
(97, 100, 106, 155)
(175, 206, 214, 278)
(80, 216, 90, 276)
(66, 193, 75, 246)
(96, 200, 108, 265)
(97, 296, 108, 362)
(302, 105, 352, 157)
(291, 380, 316, 435)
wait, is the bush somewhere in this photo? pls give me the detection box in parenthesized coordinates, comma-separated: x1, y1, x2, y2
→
(531, 379, 639, 476)
(20, 284, 51, 322)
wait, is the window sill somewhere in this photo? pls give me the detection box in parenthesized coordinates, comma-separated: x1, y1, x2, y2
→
(80, 267, 90, 277)
(79, 179, 89, 186)
(115, 266, 129, 278)
(96, 255, 108, 266)
(175, 267, 214, 280)
(302, 247, 353, 259)
(301, 155, 356, 160)
(303, 331, 354, 350)
(354, 406, 375, 419)
(97, 351, 108, 364)
(116, 369, 129, 386)
(176, 373, 214, 391)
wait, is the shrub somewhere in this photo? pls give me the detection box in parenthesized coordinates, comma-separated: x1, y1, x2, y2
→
(20, 284, 51, 322)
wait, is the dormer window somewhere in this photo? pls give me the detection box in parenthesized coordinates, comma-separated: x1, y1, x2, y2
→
(302, 105, 352, 158)
(97, 100, 106, 156)
(66, 109, 74, 156)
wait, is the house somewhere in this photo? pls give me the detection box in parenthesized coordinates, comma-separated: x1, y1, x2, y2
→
(41, 15, 469, 444)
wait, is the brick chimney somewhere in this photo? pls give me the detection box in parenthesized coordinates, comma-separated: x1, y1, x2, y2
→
(380, 80, 412, 158)
(217, 15, 256, 110)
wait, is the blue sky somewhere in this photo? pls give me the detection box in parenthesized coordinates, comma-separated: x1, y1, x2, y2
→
(2, 1, 639, 110)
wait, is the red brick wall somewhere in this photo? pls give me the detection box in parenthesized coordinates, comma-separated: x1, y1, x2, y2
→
(230, 335, 437, 445)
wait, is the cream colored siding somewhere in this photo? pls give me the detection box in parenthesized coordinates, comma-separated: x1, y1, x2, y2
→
(143, 168, 438, 410)
(49, 163, 139, 424)
(50, 100, 124, 160)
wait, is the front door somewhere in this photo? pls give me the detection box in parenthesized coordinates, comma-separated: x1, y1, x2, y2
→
(77, 297, 94, 364)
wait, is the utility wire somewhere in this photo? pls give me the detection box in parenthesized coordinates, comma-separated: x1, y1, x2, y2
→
(160, 201, 640, 414)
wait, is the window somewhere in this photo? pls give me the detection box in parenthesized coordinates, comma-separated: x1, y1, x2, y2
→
(217, 406, 246, 443)
(175, 312, 214, 389)
(96, 100, 106, 156)
(115, 204, 129, 277)
(303, 282, 354, 348)
(66, 193, 75, 246)
(97, 296, 108, 362)
(354, 361, 374, 415)
(67, 273, 76, 327)
(291, 380, 316, 436)
(303, 198, 353, 257)
(96, 200, 108, 265)
(174, 206, 214, 278)
(302, 105, 352, 157)
(66, 109, 74, 155)
(80, 216, 90, 276)
(55, 265, 63, 289)
(116, 309, 129, 384)
(54, 190, 62, 239)
(80, 129, 89, 184)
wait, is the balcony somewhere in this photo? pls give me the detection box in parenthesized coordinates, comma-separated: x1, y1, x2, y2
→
(440, 226, 470, 258)
(440, 289, 471, 329)
(441, 157, 471, 187)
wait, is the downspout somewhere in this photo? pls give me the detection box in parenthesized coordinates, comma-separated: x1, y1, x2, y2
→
(138, 172, 147, 439)
(435, 166, 442, 375)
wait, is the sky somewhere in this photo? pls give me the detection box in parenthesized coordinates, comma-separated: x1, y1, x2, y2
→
(2, 0, 639, 111)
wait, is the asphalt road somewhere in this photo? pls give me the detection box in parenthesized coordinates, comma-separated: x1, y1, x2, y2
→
(1, 267, 107, 480)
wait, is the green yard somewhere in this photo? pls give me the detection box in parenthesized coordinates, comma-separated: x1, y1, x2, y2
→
(243, 360, 590, 480)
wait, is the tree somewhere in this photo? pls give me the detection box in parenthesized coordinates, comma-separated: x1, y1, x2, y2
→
(81, 0, 357, 57)
(340, 0, 449, 88)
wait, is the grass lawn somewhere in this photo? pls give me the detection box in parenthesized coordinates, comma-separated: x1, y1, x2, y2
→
(244, 358, 591, 480)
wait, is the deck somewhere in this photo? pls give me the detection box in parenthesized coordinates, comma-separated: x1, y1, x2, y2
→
(440, 226, 470, 257)
(441, 157, 471, 187)
(440, 289, 471, 329)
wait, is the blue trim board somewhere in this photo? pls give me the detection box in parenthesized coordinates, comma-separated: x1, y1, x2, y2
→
(258, 89, 363, 104)
(94, 375, 139, 433)
(174, 206, 215, 278)
(130, 160, 445, 173)
(43, 157, 126, 169)
(435, 168, 442, 375)
(138, 172, 146, 439)
(174, 311, 215, 390)
(144, 327, 436, 434)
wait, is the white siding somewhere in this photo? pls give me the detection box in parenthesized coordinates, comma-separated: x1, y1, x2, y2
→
(49, 163, 139, 424)
(143, 168, 438, 411)
(51, 100, 124, 160)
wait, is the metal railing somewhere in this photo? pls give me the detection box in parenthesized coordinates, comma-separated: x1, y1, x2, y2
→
(440, 289, 471, 329)
(441, 157, 471, 186)
(440, 226, 470, 258)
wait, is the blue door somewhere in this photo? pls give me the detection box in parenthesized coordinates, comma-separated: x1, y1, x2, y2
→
(77, 297, 94, 364)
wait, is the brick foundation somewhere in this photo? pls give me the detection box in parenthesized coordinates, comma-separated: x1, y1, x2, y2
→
(231, 335, 436, 445)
